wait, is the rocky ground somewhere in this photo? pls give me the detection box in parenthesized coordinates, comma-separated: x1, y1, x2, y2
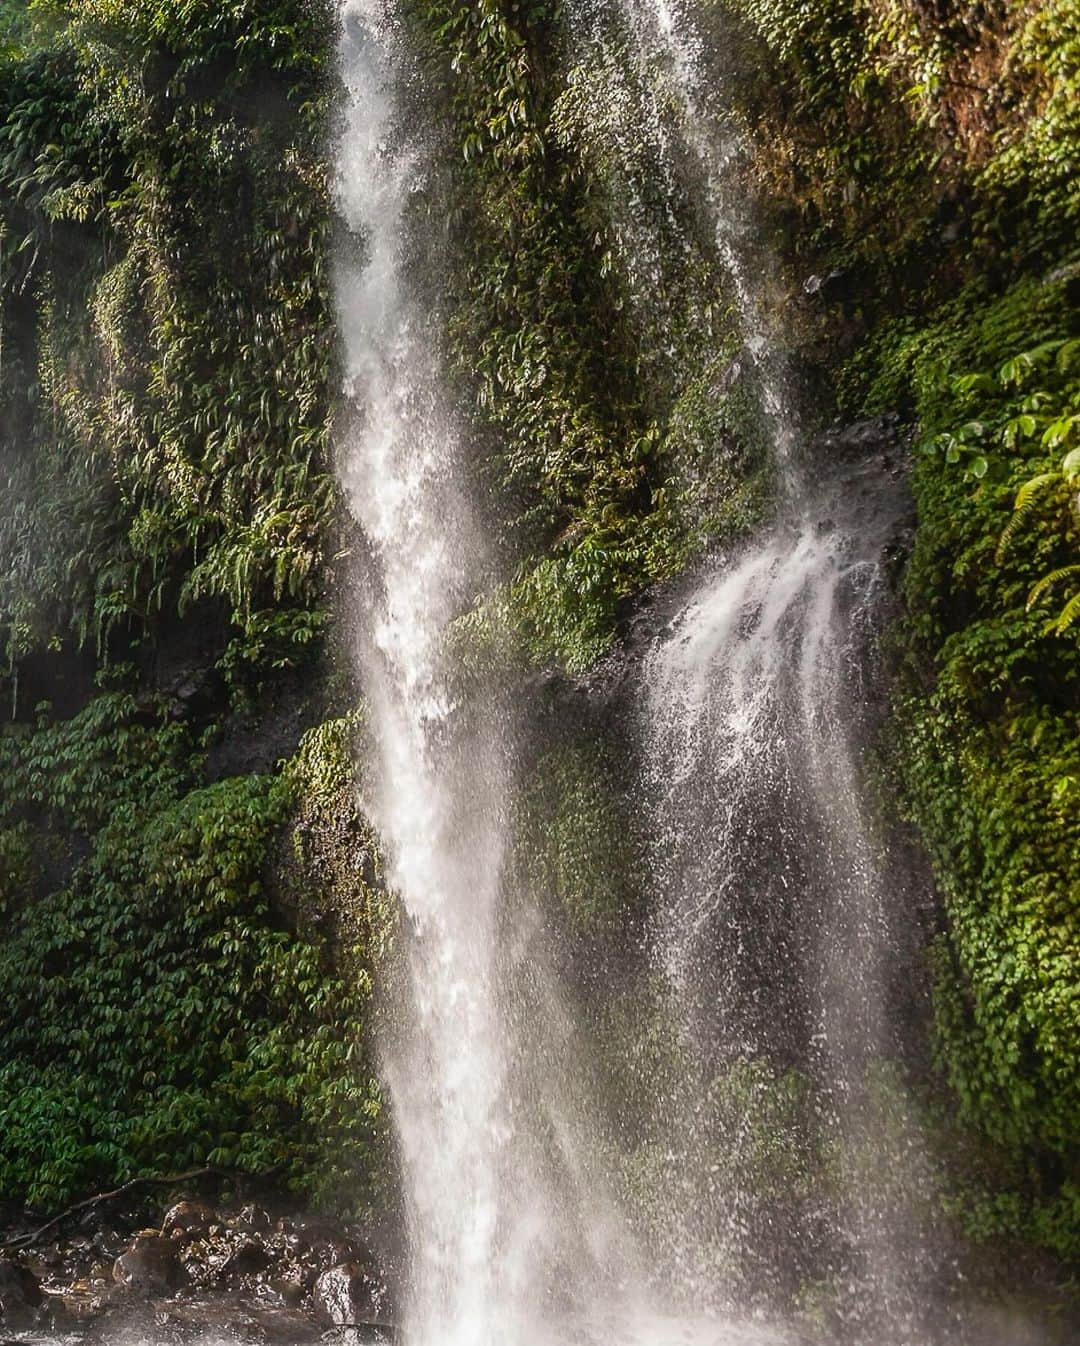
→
(0, 1195, 395, 1345)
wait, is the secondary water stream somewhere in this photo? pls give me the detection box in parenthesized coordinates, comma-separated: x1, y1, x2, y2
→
(573, 0, 943, 1334)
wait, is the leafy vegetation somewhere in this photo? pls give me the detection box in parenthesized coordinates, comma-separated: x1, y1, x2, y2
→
(0, 0, 1075, 1271)
(404, 0, 771, 670)
(0, 1, 391, 1214)
(0, 693, 385, 1210)
(850, 274, 1080, 1257)
(0, 0, 336, 661)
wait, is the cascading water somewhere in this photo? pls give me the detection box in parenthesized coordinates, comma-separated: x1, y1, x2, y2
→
(639, 460, 939, 1331)
(334, 6, 516, 1339)
(333, 5, 1058, 1345)
(570, 0, 798, 465)
(570, 0, 950, 1335)
(561, 0, 947, 1336)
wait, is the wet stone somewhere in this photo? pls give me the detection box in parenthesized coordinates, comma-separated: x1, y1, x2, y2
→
(220, 1240, 273, 1280)
(1, 1198, 390, 1343)
(236, 1204, 272, 1231)
(36, 1292, 78, 1334)
(162, 1198, 217, 1241)
(112, 1231, 187, 1294)
(269, 1276, 307, 1307)
(313, 1262, 387, 1328)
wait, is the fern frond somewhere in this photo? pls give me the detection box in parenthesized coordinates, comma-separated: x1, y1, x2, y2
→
(1028, 565, 1080, 609)
(997, 472, 1061, 562)
(1050, 590, 1080, 635)
(997, 501, 1037, 561)
(1015, 472, 1059, 511)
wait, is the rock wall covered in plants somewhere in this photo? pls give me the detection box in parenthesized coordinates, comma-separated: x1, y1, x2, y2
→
(0, 0, 1076, 1267)
(708, 0, 1079, 1255)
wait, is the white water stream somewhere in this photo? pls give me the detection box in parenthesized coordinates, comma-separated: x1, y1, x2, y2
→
(573, 0, 798, 469)
(577, 0, 941, 1333)
(334, 5, 509, 1337)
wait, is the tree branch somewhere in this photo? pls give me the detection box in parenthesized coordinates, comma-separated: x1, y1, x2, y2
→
(0, 1165, 275, 1255)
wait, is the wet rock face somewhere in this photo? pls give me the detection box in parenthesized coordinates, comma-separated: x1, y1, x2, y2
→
(0, 1257, 43, 1324)
(220, 1239, 273, 1280)
(168, 1204, 373, 1296)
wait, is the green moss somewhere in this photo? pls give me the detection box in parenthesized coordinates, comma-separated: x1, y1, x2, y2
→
(516, 738, 642, 936)
(280, 713, 394, 988)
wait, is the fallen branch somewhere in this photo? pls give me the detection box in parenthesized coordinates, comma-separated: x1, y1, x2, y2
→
(0, 1165, 272, 1255)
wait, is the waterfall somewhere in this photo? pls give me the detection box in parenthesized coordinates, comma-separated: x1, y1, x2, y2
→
(334, 6, 514, 1339)
(332, 1, 960, 1342)
(639, 461, 937, 1329)
(569, 0, 944, 1334)
(333, 7, 644, 1343)
(566, 0, 797, 476)
(335, 3, 807, 1344)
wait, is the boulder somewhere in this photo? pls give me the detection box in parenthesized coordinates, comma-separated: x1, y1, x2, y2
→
(112, 1232, 187, 1294)
(269, 1276, 306, 1308)
(313, 1261, 387, 1328)
(36, 1292, 77, 1334)
(162, 1198, 217, 1241)
(287, 1216, 357, 1270)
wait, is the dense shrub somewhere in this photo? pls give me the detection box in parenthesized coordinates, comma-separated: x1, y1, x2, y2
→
(0, 694, 384, 1210)
(853, 276, 1080, 1254)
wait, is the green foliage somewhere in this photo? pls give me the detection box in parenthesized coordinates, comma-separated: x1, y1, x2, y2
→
(0, 1, 387, 1216)
(718, 0, 1079, 299)
(0, 0, 337, 670)
(0, 693, 382, 1213)
(280, 713, 394, 988)
(403, 0, 769, 671)
(516, 738, 642, 935)
(842, 271, 1080, 1256)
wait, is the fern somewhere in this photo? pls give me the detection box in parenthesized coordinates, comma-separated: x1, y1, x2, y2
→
(1049, 588, 1080, 634)
(996, 472, 1059, 561)
(1027, 563, 1080, 637)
